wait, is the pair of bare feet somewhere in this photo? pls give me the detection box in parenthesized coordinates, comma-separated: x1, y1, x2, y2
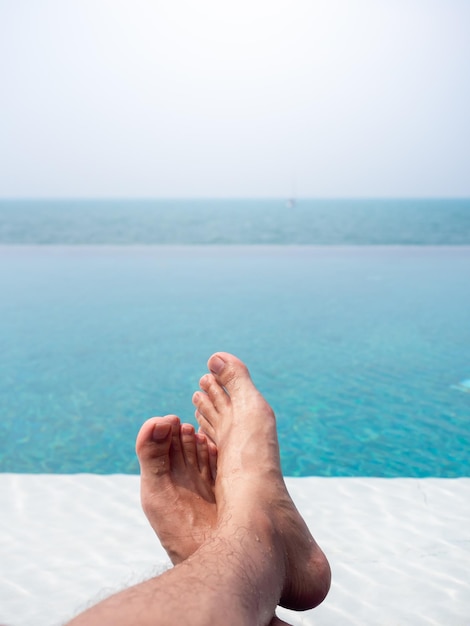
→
(136, 352, 331, 624)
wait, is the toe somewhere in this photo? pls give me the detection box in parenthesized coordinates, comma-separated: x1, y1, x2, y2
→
(199, 373, 230, 411)
(169, 417, 186, 472)
(207, 352, 254, 394)
(194, 407, 215, 441)
(192, 390, 218, 426)
(197, 422, 216, 444)
(136, 415, 179, 475)
(180, 423, 198, 470)
(207, 439, 217, 480)
(195, 433, 211, 480)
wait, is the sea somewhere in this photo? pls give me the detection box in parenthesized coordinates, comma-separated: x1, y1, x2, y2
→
(1, 198, 469, 477)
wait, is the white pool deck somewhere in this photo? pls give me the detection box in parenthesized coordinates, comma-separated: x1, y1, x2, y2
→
(1, 475, 469, 625)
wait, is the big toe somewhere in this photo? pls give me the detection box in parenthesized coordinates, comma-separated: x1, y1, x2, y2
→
(136, 415, 180, 473)
(207, 352, 255, 394)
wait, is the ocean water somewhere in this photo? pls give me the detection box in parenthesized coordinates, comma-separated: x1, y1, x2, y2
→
(1, 204, 469, 477)
(1, 198, 470, 244)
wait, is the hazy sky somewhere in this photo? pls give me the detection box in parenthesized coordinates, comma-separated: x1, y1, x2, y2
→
(1, 0, 469, 198)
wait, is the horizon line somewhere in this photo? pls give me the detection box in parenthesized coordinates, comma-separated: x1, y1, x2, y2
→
(1, 196, 470, 202)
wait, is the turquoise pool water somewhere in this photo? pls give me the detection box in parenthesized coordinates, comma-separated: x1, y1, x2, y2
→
(1, 245, 469, 476)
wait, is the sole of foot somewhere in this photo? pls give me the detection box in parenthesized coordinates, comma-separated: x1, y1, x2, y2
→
(136, 414, 217, 565)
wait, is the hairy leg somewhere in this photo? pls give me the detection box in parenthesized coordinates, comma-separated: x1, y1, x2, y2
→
(67, 519, 292, 626)
(193, 352, 331, 610)
(67, 353, 329, 625)
(136, 415, 292, 625)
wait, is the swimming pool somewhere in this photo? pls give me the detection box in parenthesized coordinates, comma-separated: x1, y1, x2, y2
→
(1, 245, 469, 476)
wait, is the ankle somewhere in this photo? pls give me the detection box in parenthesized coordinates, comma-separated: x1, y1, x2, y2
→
(217, 504, 284, 561)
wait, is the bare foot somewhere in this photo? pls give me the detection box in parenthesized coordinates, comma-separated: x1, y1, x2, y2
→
(192, 352, 331, 611)
(136, 414, 294, 625)
(136, 414, 217, 565)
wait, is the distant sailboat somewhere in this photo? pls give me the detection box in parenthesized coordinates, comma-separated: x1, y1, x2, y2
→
(285, 197, 296, 209)
(286, 176, 297, 208)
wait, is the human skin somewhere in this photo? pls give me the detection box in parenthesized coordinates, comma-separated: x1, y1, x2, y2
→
(136, 415, 218, 565)
(67, 352, 330, 626)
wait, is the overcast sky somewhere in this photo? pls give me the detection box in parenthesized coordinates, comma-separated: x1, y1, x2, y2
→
(1, 0, 469, 198)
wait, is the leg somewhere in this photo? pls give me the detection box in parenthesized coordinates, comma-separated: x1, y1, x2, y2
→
(67, 353, 330, 625)
(192, 352, 331, 610)
(67, 528, 287, 626)
(136, 413, 294, 625)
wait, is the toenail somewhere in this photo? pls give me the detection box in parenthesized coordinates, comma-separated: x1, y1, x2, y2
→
(210, 355, 225, 375)
(181, 423, 194, 435)
(152, 423, 171, 441)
